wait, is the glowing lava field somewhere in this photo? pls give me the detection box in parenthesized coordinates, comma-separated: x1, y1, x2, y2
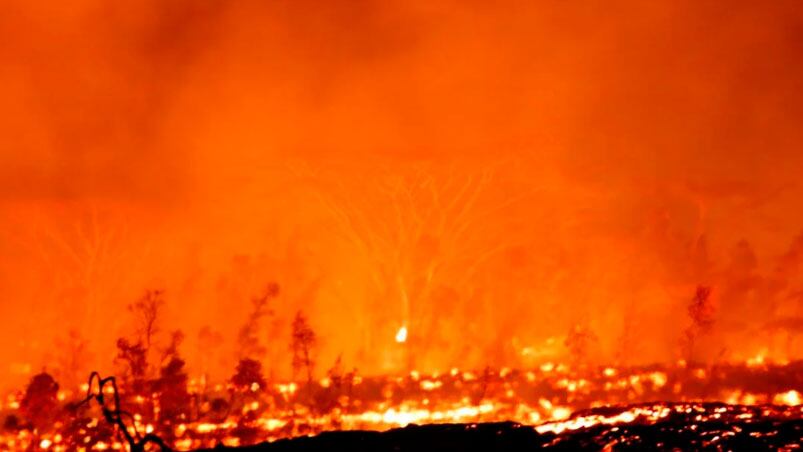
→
(2, 360, 801, 450)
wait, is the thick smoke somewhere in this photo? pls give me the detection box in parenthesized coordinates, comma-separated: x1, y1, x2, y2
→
(1, 1, 803, 387)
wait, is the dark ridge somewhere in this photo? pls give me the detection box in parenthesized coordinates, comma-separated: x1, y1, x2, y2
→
(197, 403, 803, 451)
(198, 422, 542, 452)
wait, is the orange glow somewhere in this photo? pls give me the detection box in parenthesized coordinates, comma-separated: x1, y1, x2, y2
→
(0, 360, 801, 449)
(1, 1, 803, 449)
(1, 0, 803, 385)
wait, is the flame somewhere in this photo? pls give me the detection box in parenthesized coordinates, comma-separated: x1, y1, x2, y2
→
(0, 359, 801, 450)
(1, 1, 803, 390)
(1, 2, 803, 450)
(774, 390, 801, 406)
(395, 326, 408, 344)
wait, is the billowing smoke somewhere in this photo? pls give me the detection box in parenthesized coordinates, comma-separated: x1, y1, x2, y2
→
(1, 1, 803, 388)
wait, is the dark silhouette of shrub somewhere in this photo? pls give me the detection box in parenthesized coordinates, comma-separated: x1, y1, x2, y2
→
(232, 358, 267, 391)
(129, 289, 165, 352)
(20, 371, 60, 432)
(156, 357, 191, 424)
(116, 338, 148, 381)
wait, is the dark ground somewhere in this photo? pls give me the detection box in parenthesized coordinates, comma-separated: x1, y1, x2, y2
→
(197, 403, 803, 451)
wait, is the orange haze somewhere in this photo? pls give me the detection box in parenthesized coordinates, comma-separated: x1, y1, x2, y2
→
(2, 1, 803, 388)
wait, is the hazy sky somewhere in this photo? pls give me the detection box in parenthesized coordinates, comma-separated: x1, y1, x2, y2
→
(1, 1, 803, 386)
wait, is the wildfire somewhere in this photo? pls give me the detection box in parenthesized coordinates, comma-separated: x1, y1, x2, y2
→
(0, 359, 801, 450)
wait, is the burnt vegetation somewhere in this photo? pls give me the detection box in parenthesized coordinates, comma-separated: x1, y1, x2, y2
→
(2, 280, 802, 450)
(682, 286, 716, 362)
(290, 311, 316, 388)
(0, 283, 327, 449)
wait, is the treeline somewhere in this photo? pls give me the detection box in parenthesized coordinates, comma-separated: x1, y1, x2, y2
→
(6, 283, 360, 449)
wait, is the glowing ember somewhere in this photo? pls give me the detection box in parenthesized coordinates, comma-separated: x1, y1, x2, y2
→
(395, 326, 408, 344)
(0, 359, 800, 450)
(775, 390, 802, 407)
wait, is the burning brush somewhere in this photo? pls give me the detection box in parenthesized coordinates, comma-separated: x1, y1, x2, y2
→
(1, 358, 801, 450)
(0, 287, 800, 450)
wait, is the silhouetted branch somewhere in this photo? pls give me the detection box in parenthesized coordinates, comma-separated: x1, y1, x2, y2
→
(79, 371, 172, 452)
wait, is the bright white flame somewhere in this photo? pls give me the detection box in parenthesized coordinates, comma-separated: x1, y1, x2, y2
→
(774, 390, 801, 406)
(395, 326, 408, 343)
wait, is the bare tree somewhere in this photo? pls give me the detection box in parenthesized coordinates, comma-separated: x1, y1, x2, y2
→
(5, 206, 141, 367)
(78, 372, 172, 452)
(290, 310, 316, 386)
(129, 289, 165, 353)
(238, 283, 279, 359)
(291, 162, 529, 365)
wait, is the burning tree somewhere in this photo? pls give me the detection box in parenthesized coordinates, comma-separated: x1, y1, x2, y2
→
(238, 283, 280, 360)
(113, 289, 168, 385)
(682, 285, 716, 362)
(156, 356, 191, 425)
(115, 338, 148, 383)
(313, 355, 358, 416)
(128, 289, 165, 360)
(230, 358, 268, 427)
(231, 358, 267, 391)
(290, 310, 316, 386)
(20, 372, 60, 432)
